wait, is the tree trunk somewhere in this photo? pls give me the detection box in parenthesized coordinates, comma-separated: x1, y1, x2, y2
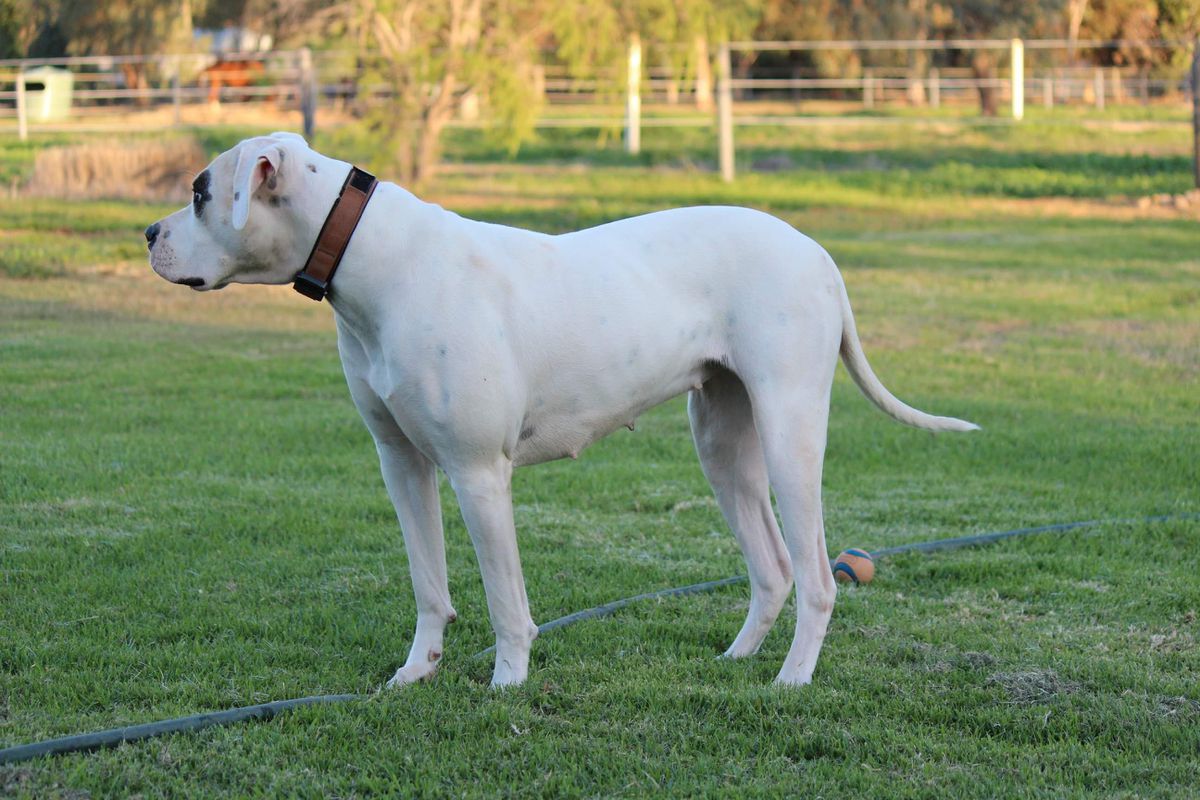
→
(412, 78, 457, 185)
(121, 64, 151, 108)
(907, 0, 929, 106)
(179, 0, 194, 44)
(972, 51, 998, 116)
(1067, 0, 1089, 62)
(409, 0, 479, 185)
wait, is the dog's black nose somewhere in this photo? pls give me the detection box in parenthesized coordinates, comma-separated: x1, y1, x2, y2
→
(144, 222, 160, 249)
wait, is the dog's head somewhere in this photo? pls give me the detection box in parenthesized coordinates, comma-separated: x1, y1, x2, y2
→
(145, 131, 334, 291)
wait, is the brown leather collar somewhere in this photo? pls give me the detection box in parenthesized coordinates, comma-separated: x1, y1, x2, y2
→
(293, 166, 377, 301)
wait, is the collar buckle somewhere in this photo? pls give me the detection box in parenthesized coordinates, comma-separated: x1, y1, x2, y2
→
(292, 272, 329, 301)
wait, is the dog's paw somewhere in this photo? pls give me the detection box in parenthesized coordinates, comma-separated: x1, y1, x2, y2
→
(385, 650, 442, 688)
(722, 642, 762, 659)
(489, 658, 529, 689)
(772, 669, 815, 688)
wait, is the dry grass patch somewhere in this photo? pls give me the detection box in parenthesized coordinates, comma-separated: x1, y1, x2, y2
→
(988, 670, 1081, 704)
(1071, 319, 1200, 376)
(24, 138, 208, 202)
(970, 195, 1200, 221)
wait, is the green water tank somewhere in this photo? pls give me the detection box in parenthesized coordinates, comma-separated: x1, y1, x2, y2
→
(21, 66, 74, 121)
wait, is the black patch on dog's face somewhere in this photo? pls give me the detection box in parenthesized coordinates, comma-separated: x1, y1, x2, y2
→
(192, 170, 213, 219)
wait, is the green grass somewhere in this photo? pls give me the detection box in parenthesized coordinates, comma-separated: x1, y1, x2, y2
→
(1, 117, 1198, 798)
(0, 200, 175, 277)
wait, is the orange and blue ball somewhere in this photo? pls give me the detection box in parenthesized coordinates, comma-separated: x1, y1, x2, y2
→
(832, 548, 875, 586)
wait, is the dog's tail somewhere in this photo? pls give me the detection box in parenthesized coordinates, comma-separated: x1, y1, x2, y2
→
(834, 268, 980, 433)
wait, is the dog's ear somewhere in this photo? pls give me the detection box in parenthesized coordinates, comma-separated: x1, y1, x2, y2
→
(231, 142, 283, 231)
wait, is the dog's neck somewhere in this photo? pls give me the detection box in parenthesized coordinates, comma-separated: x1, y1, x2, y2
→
(317, 171, 442, 348)
(293, 166, 377, 301)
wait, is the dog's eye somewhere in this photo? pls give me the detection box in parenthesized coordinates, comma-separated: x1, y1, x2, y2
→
(190, 169, 212, 218)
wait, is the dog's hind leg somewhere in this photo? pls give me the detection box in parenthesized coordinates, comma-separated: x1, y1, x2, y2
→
(750, 385, 838, 686)
(689, 369, 793, 658)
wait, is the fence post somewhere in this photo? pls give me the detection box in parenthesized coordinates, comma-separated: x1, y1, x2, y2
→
(717, 42, 734, 183)
(1010, 38, 1024, 121)
(1043, 76, 1053, 108)
(694, 35, 713, 111)
(299, 47, 317, 141)
(863, 69, 874, 109)
(1094, 68, 1105, 111)
(625, 34, 641, 156)
(1192, 38, 1200, 188)
(929, 68, 940, 108)
(16, 68, 27, 141)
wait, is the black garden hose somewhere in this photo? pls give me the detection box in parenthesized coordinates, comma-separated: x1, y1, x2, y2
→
(2, 512, 1195, 766)
(0, 695, 361, 765)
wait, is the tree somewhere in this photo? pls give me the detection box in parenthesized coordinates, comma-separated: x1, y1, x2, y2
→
(54, 0, 202, 56)
(1079, 0, 1160, 66)
(1155, 0, 1200, 76)
(751, 0, 858, 99)
(199, 0, 248, 27)
(1157, 0, 1200, 35)
(0, 0, 22, 58)
(200, 0, 321, 43)
(314, 0, 761, 186)
(546, 1, 760, 113)
(929, 1, 1061, 115)
(0, 0, 59, 57)
(310, 0, 541, 185)
(1067, 0, 1089, 59)
(671, 0, 763, 109)
(18, 1, 204, 100)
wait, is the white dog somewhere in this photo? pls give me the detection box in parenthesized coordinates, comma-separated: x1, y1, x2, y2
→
(146, 132, 977, 688)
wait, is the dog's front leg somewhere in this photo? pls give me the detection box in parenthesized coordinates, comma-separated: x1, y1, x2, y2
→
(376, 437, 458, 688)
(446, 459, 538, 687)
(337, 325, 456, 688)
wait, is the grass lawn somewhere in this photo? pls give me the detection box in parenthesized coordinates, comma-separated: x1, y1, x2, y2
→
(1, 117, 1198, 798)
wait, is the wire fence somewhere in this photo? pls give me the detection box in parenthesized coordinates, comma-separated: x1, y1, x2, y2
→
(2, 38, 1197, 181)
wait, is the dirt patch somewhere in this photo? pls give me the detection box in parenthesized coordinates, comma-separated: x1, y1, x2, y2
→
(1064, 319, 1200, 377)
(1155, 695, 1200, 720)
(2, 769, 34, 795)
(959, 319, 1033, 354)
(967, 194, 1200, 221)
(960, 651, 998, 669)
(865, 633, 1000, 674)
(1147, 627, 1196, 654)
(987, 669, 1080, 704)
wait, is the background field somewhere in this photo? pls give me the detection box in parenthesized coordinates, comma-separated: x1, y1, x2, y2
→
(1, 118, 1198, 798)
